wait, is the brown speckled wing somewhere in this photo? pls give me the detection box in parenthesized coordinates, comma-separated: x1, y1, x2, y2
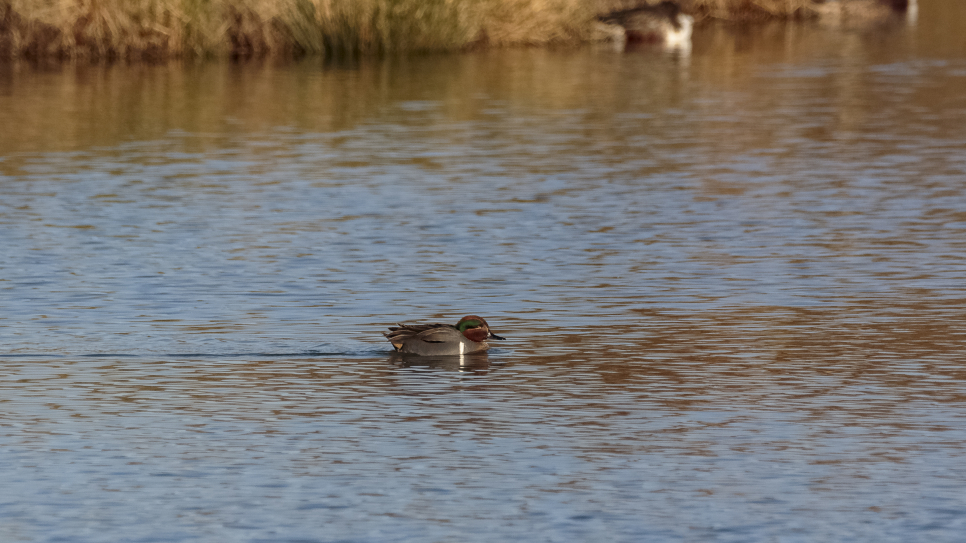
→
(384, 323, 455, 349)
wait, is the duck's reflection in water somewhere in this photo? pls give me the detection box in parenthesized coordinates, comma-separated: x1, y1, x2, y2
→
(387, 352, 492, 373)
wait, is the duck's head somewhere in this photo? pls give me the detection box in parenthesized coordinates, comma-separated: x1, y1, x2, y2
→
(456, 315, 506, 343)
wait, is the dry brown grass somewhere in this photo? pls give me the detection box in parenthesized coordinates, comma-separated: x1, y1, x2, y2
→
(591, 0, 818, 21)
(0, 0, 604, 59)
(0, 0, 818, 60)
(478, 0, 594, 45)
(687, 0, 817, 21)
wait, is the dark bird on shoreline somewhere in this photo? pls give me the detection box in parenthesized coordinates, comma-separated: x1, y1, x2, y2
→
(596, 1, 693, 48)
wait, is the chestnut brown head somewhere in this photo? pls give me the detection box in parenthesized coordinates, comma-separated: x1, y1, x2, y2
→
(456, 315, 506, 343)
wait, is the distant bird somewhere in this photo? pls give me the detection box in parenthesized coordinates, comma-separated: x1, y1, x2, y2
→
(596, 1, 694, 48)
(812, 0, 918, 26)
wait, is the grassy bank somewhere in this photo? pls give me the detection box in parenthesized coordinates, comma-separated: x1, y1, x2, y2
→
(0, 0, 817, 60)
(688, 0, 815, 21)
(0, 0, 598, 59)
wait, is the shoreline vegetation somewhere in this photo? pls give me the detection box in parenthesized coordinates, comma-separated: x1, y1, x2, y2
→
(0, 0, 824, 61)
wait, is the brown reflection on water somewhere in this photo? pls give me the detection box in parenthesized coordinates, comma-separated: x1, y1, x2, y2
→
(6, 301, 961, 425)
(0, 0, 963, 157)
(519, 300, 966, 411)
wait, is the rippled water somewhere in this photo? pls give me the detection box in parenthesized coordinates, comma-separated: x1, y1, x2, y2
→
(3, 6, 966, 541)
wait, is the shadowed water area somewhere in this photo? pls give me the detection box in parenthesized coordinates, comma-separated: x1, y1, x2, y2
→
(3, 3, 966, 541)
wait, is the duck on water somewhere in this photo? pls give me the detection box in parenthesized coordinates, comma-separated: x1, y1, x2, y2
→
(595, 1, 694, 49)
(385, 316, 506, 356)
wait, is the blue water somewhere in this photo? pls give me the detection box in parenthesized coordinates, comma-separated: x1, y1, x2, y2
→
(3, 16, 966, 542)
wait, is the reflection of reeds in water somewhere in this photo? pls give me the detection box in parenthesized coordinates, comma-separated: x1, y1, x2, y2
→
(0, 0, 595, 60)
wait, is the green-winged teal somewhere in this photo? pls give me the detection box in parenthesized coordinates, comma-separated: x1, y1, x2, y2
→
(384, 315, 506, 356)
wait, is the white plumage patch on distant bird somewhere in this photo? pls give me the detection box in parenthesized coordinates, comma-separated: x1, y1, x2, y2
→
(665, 15, 693, 48)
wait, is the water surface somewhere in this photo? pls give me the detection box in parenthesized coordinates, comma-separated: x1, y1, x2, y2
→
(3, 4, 966, 541)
